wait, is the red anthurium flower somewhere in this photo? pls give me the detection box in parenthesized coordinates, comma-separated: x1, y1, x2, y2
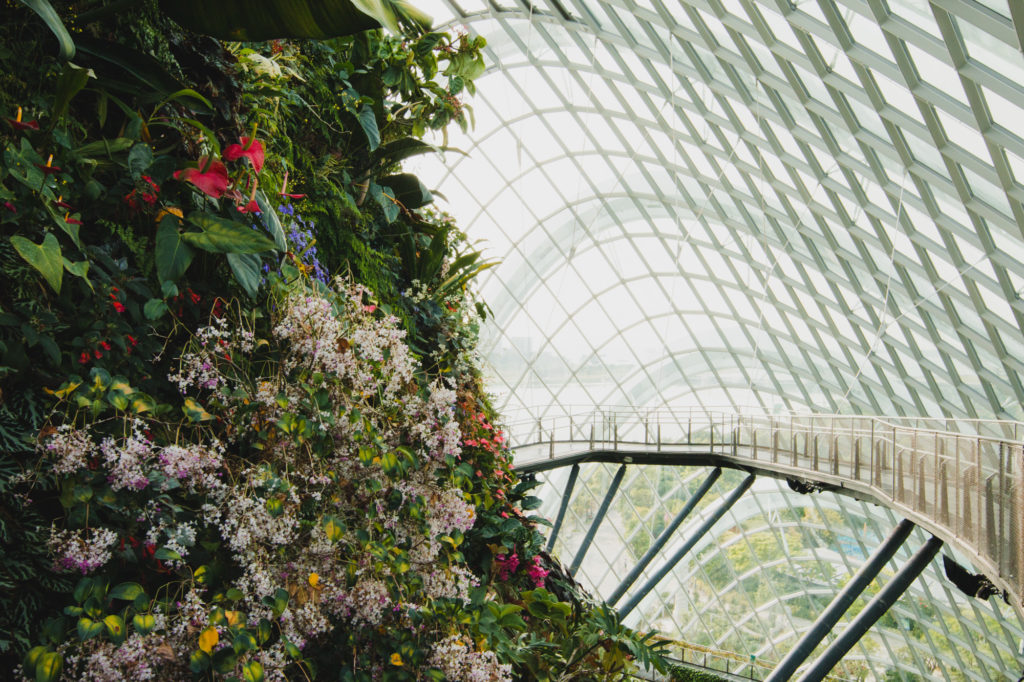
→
(54, 195, 73, 210)
(278, 170, 306, 199)
(64, 213, 82, 225)
(236, 199, 260, 214)
(36, 154, 61, 176)
(224, 136, 265, 173)
(3, 201, 15, 213)
(173, 157, 229, 199)
(6, 107, 39, 131)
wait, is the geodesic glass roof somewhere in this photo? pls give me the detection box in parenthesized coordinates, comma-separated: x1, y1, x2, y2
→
(411, 0, 1024, 422)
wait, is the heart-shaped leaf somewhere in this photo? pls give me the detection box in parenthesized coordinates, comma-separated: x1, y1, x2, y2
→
(11, 233, 63, 293)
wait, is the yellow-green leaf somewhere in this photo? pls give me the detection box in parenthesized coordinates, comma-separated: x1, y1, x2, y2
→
(103, 614, 126, 643)
(43, 379, 81, 399)
(198, 626, 219, 653)
(23, 646, 47, 676)
(77, 616, 104, 640)
(242, 660, 265, 682)
(322, 515, 345, 542)
(35, 651, 63, 682)
(182, 397, 213, 422)
(133, 613, 156, 634)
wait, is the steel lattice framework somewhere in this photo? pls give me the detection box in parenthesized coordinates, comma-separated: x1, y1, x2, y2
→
(413, 0, 1024, 422)
(408, 0, 1024, 678)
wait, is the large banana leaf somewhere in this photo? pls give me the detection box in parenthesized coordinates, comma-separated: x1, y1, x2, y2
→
(158, 0, 431, 41)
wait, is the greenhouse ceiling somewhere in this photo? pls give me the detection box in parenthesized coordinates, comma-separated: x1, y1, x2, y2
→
(412, 0, 1024, 422)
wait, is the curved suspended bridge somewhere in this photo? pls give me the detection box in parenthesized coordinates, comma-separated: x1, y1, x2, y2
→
(506, 409, 1023, 682)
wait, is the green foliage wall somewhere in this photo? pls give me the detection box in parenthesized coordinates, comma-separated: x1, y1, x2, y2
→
(0, 1, 670, 680)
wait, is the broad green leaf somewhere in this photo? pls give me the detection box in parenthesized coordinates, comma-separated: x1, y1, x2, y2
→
(89, 367, 111, 391)
(254, 189, 287, 250)
(371, 184, 400, 223)
(52, 62, 94, 123)
(131, 393, 157, 414)
(11, 233, 63, 293)
(76, 617, 104, 641)
(158, 0, 430, 41)
(256, 619, 272, 644)
(189, 650, 211, 673)
(272, 589, 288, 617)
(103, 614, 126, 643)
(379, 173, 432, 210)
(109, 582, 145, 601)
(227, 251, 262, 298)
(155, 216, 194, 283)
(143, 298, 168, 320)
(182, 397, 213, 422)
(233, 630, 257, 654)
(154, 546, 183, 562)
(242, 660, 265, 682)
(23, 646, 48, 677)
(183, 213, 276, 254)
(323, 515, 345, 542)
(127, 143, 153, 179)
(5, 139, 45, 189)
(74, 137, 134, 157)
(18, 0, 74, 59)
(133, 613, 156, 634)
(62, 258, 92, 289)
(35, 651, 63, 682)
(357, 105, 380, 151)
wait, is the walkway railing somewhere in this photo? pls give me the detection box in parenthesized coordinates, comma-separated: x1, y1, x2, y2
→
(506, 409, 1023, 619)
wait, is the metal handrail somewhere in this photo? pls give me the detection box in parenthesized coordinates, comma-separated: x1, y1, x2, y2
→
(507, 408, 1023, 620)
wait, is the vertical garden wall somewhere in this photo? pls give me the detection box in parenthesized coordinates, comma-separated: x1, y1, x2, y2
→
(0, 1, 670, 679)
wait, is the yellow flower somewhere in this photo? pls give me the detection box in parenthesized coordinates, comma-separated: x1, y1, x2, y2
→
(390, 653, 403, 667)
(308, 573, 320, 589)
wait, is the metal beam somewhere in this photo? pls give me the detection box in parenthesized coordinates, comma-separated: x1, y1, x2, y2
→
(618, 473, 756, 619)
(546, 463, 580, 552)
(568, 464, 627, 576)
(765, 518, 916, 682)
(795, 535, 945, 682)
(607, 467, 723, 606)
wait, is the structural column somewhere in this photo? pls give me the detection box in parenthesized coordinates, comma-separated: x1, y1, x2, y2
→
(569, 464, 627, 576)
(607, 468, 722, 606)
(795, 535, 944, 682)
(765, 519, 915, 682)
(618, 473, 755, 619)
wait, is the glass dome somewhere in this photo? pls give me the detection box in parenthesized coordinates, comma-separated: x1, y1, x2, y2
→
(410, 0, 1024, 423)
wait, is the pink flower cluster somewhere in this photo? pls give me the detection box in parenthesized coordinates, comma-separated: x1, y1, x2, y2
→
(157, 443, 224, 491)
(336, 577, 390, 626)
(425, 486, 477, 537)
(100, 420, 153, 491)
(493, 553, 519, 582)
(428, 635, 512, 682)
(421, 564, 478, 603)
(44, 424, 94, 474)
(48, 526, 118, 574)
(526, 555, 549, 588)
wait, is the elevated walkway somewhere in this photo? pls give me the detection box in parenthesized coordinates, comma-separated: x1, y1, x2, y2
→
(507, 410, 1023, 624)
